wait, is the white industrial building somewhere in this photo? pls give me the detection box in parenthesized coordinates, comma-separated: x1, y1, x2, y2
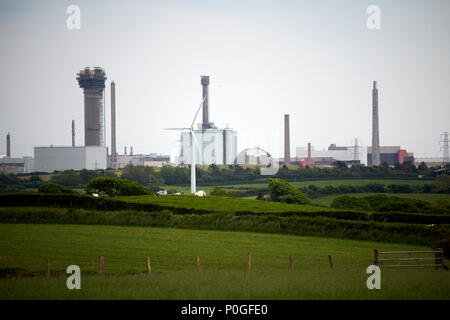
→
(296, 144, 367, 165)
(108, 153, 171, 168)
(34, 146, 107, 172)
(236, 147, 272, 165)
(180, 127, 237, 165)
(177, 75, 238, 166)
(0, 156, 34, 174)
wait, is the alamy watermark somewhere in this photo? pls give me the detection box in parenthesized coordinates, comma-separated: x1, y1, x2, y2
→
(367, 5, 381, 30)
(366, 265, 381, 289)
(66, 265, 81, 290)
(66, 5, 81, 30)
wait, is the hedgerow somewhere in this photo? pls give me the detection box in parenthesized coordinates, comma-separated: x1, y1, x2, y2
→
(0, 206, 448, 258)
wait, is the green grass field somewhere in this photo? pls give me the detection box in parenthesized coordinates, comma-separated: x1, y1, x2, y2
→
(163, 179, 433, 194)
(222, 179, 433, 189)
(313, 193, 450, 206)
(0, 224, 448, 299)
(114, 194, 338, 213)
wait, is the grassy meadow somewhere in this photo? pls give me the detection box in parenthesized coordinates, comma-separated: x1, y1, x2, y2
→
(162, 179, 433, 194)
(0, 224, 448, 299)
(114, 194, 339, 213)
(313, 193, 450, 206)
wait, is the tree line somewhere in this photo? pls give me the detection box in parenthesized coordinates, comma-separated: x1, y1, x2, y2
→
(1, 161, 448, 192)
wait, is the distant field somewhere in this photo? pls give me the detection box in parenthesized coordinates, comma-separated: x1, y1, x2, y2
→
(222, 179, 433, 189)
(0, 224, 448, 299)
(114, 194, 337, 213)
(161, 179, 433, 195)
(313, 193, 450, 206)
(161, 185, 217, 194)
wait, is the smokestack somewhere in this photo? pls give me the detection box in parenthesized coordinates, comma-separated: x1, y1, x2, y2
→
(72, 120, 75, 147)
(110, 81, 117, 168)
(201, 76, 209, 126)
(77, 67, 107, 146)
(6, 133, 11, 158)
(371, 81, 381, 166)
(284, 114, 290, 165)
(308, 143, 312, 166)
(130, 146, 133, 156)
(124, 146, 127, 155)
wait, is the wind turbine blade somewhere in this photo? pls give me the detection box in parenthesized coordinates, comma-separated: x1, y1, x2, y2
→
(191, 129, 200, 153)
(190, 95, 207, 130)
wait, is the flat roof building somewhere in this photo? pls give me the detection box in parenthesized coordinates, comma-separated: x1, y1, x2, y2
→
(34, 146, 107, 173)
(367, 146, 414, 166)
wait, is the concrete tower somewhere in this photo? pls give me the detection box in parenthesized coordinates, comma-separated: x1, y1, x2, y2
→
(201, 76, 210, 128)
(110, 81, 117, 168)
(284, 114, 290, 165)
(77, 67, 107, 146)
(307, 142, 312, 166)
(371, 81, 381, 166)
(6, 133, 10, 158)
(72, 120, 75, 147)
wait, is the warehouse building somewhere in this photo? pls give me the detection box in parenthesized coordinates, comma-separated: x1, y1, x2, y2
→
(0, 157, 34, 174)
(110, 153, 171, 168)
(296, 143, 366, 165)
(34, 146, 107, 173)
(367, 146, 414, 166)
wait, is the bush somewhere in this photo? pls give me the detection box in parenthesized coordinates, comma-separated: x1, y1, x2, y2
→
(86, 177, 152, 197)
(210, 187, 239, 198)
(50, 170, 82, 187)
(268, 178, 312, 205)
(330, 195, 371, 211)
(331, 194, 438, 214)
(379, 197, 434, 213)
(38, 182, 76, 194)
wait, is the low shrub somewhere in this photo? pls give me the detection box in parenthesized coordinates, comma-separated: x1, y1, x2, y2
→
(332, 194, 439, 214)
(38, 182, 76, 194)
(86, 177, 152, 197)
(210, 187, 239, 198)
(268, 178, 312, 205)
(330, 195, 371, 211)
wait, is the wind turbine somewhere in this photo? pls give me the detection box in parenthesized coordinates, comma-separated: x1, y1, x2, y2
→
(166, 96, 206, 194)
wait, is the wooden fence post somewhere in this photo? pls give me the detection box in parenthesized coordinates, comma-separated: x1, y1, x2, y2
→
(45, 258, 50, 278)
(290, 256, 293, 270)
(147, 256, 152, 275)
(374, 249, 380, 266)
(435, 248, 443, 270)
(328, 255, 334, 269)
(248, 252, 251, 271)
(99, 256, 104, 275)
(196, 256, 200, 271)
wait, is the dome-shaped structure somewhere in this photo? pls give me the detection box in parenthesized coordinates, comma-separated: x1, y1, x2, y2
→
(236, 147, 272, 165)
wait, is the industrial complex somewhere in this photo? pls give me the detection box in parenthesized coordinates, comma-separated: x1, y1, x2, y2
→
(1, 72, 448, 174)
(178, 76, 238, 166)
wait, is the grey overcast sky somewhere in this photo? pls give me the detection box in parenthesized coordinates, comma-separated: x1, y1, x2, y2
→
(0, 0, 449, 160)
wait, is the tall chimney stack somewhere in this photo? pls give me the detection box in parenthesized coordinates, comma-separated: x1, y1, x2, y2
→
(371, 81, 381, 166)
(201, 76, 210, 127)
(72, 120, 75, 147)
(76, 67, 107, 146)
(124, 146, 127, 155)
(130, 146, 133, 156)
(6, 133, 11, 158)
(307, 142, 312, 166)
(111, 81, 117, 168)
(284, 114, 290, 165)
